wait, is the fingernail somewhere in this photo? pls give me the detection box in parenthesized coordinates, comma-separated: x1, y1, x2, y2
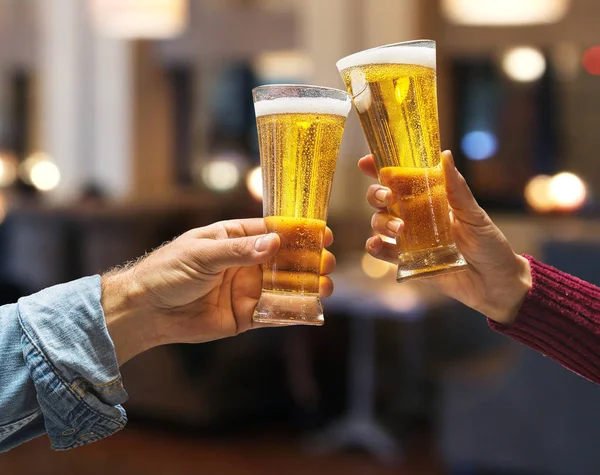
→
(367, 237, 381, 254)
(375, 188, 389, 202)
(255, 234, 274, 252)
(444, 151, 455, 168)
(386, 219, 403, 234)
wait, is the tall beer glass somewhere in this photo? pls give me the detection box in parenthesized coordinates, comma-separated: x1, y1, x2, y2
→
(337, 40, 467, 282)
(252, 84, 351, 325)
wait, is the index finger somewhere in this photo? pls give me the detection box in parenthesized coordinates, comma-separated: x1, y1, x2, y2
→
(191, 218, 267, 240)
(358, 154, 378, 180)
(193, 219, 335, 249)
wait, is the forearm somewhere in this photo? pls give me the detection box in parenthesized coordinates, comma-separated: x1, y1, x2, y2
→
(101, 268, 162, 365)
(489, 256, 600, 384)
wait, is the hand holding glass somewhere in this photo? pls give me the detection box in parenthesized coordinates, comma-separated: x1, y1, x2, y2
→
(252, 84, 351, 325)
(337, 40, 467, 282)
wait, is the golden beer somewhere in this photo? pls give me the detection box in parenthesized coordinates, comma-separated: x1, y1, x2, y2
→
(337, 40, 467, 281)
(252, 85, 351, 325)
(379, 166, 452, 256)
(262, 216, 325, 294)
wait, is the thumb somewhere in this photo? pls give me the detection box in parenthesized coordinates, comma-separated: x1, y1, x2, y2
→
(442, 150, 489, 226)
(199, 233, 280, 274)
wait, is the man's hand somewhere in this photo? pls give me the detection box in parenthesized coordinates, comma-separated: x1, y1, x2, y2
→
(359, 151, 531, 325)
(101, 218, 336, 364)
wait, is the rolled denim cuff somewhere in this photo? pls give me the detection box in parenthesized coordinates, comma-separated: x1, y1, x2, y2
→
(18, 276, 128, 450)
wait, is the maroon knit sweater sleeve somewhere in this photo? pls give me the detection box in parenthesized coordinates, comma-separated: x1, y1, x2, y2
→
(488, 255, 600, 384)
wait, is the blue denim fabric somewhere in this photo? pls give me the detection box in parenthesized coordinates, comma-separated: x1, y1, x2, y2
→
(0, 276, 128, 452)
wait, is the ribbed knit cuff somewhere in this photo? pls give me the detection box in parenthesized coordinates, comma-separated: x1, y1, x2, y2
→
(489, 255, 600, 383)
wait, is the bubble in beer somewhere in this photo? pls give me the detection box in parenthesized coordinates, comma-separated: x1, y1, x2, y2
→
(394, 77, 411, 104)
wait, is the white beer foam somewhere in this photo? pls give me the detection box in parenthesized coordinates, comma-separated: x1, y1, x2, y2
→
(336, 44, 436, 72)
(254, 97, 351, 118)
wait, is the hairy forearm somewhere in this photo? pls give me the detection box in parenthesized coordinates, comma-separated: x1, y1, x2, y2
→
(101, 268, 160, 365)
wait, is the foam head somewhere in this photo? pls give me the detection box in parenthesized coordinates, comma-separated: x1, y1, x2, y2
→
(336, 41, 436, 72)
(254, 97, 352, 118)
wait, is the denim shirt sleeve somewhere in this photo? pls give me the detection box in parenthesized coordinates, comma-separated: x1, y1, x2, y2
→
(0, 276, 128, 452)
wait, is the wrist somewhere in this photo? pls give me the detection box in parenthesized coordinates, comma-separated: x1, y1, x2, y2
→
(101, 268, 161, 364)
(484, 254, 532, 326)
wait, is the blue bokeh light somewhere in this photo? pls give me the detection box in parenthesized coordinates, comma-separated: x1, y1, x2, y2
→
(461, 130, 498, 160)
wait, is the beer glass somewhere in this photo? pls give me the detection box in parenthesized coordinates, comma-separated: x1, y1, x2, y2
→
(252, 84, 351, 325)
(337, 40, 467, 282)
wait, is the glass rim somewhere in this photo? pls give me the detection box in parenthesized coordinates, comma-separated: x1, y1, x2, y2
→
(252, 83, 351, 99)
(336, 39, 435, 71)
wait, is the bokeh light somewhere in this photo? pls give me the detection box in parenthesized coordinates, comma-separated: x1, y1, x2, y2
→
(502, 47, 547, 82)
(0, 193, 6, 224)
(0, 152, 18, 188)
(202, 160, 241, 192)
(253, 50, 313, 82)
(525, 173, 587, 213)
(246, 166, 263, 202)
(582, 46, 600, 76)
(461, 130, 498, 160)
(20, 153, 61, 191)
(441, 0, 571, 26)
(361, 252, 393, 279)
(30, 161, 61, 192)
(90, 0, 188, 39)
(549, 172, 587, 212)
(381, 285, 421, 313)
(524, 175, 554, 213)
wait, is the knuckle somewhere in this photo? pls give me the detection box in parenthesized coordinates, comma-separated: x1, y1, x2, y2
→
(180, 242, 205, 269)
(229, 238, 250, 257)
(208, 220, 231, 239)
(222, 221, 246, 238)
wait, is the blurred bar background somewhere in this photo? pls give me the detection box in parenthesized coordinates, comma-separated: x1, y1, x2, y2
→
(1, 1, 600, 474)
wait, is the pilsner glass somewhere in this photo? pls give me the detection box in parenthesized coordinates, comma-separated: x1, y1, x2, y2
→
(252, 84, 351, 325)
(337, 40, 467, 282)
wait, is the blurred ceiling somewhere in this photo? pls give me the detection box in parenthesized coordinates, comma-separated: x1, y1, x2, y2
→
(158, 0, 296, 64)
(438, 0, 600, 53)
(0, 0, 598, 68)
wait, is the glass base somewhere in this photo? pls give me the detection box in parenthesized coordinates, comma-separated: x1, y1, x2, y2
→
(253, 290, 324, 326)
(396, 244, 467, 283)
